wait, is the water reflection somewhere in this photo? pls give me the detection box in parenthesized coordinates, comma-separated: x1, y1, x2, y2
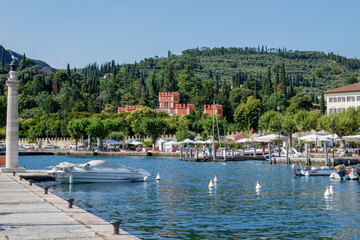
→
(21, 155, 360, 239)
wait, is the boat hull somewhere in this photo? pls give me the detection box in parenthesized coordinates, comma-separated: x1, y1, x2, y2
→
(48, 170, 151, 183)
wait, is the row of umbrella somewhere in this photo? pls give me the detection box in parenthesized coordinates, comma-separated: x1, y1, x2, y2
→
(104, 133, 360, 146)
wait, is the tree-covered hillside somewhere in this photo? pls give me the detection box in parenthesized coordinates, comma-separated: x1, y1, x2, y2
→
(0, 45, 359, 141)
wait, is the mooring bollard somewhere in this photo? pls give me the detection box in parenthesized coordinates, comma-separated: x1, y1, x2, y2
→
(110, 219, 121, 234)
(44, 187, 49, 194)
(66, 198, 74, 208)
(29, 179, 33, 186)
(13, 172, 16, 176)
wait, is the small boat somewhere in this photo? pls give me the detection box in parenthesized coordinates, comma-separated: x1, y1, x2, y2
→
(47, 160, 151, 183)
(293, 164, 334, 176)
(329, 165, 360, 180)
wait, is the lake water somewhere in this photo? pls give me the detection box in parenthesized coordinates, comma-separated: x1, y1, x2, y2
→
(20, 155, 360, 239)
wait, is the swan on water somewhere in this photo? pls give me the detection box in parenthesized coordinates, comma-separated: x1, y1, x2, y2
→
(208, 179, 215, 188)
(324, 187, 332, 196)
(329, 185, 335, 195)
(156, 173, 161, 181)
(255, 181, 262, 189)
(214, 175, 219, 183)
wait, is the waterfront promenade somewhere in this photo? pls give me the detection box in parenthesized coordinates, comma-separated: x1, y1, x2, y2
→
(0, 173, 138, 240)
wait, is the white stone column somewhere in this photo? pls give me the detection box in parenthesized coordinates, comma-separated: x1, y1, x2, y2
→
(1, 61, 25, 173)
(6, 78, 19, 168)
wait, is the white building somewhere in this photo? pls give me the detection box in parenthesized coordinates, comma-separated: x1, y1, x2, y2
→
(324, 83, 360, 114)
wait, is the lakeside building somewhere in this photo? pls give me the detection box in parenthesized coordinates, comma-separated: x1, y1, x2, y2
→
(157, 92, 180, 114)
(117, 105, 142, 113)
(324, 83, 360, 114)
(175, 104, 195, 116)
(117, 92, 223, 118)
(204, 104, 223, 119)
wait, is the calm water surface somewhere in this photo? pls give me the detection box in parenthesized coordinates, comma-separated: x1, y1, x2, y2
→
(20, 155, 360, 239)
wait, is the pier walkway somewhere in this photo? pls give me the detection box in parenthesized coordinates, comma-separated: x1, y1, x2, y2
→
(0, 173, 138, 240)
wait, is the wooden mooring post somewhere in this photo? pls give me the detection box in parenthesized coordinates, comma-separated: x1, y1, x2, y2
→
(324, 143, 329, 166)
(190, 149, 193, 159)
(185, 149, 188, 159)
(286, 143, 290, 164)
(180, 148, 183, 160)
(305, 143, 309, 165)
(253, 148, 256, 157)
(223, 149, 227, 160)
(231, 149, 234, 158)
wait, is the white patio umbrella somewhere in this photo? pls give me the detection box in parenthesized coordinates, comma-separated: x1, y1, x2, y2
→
(339, 135, 360, 141)
(181, 139, 196, 144)
(127, 139, 143, 145)
(254, 134, 288, 142)
(299, 134, 321, 141)
(236, 138, 254, 143)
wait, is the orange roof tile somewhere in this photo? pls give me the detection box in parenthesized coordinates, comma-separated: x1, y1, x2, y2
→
(324, 83, 360, 94)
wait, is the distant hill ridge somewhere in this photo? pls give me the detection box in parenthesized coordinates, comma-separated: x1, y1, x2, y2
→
(0, 45, 54, 71)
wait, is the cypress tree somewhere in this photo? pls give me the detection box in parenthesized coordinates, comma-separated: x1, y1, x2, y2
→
(267, 66, 272, 95)
(320, 91, 325, 114)
(67, 63, 71, 77)
(208, 70, 213, 79)
(274, 68, 279, 93)
(22, 53, 26, 69)
(312, 74, 316, 87)
(280, 63, 286, 96)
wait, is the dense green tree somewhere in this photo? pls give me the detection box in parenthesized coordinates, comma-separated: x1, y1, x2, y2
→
(318, 108, 357, 149)
(67, 118, 89, 149)
(259, 110, 279, 133)
(177, 65, 201, 103)
(229, 87, 254, 109)
(140, 118, 168, 147)
(163, 62, 176, 92)
(86, 117, 109, 149)
(346, 75, 358, 85)
(281, 113, 297, 146)
(286, 93, 313, 114)
(263, 93, 288, 112)
(234, 96, 262, 132)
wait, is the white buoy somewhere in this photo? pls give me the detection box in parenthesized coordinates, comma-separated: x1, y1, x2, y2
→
(69, 174, 73, 184)
(156, 173, 161, 181)
(324, 187, 332, 196)
(214, 175, 219, 183)
(208, 179, 215, 188)
(304, 171, 310, 177)
(255, 180, 262, 189)
(329, 185, 335, 195)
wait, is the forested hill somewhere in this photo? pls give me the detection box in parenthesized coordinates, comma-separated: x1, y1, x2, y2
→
(0, 45, 359, 140)
(0, 45, 54, 73)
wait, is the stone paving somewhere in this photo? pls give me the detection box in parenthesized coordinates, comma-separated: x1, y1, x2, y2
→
(0, 173, 139, 240)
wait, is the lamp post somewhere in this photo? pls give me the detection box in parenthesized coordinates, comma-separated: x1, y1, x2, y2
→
(277, 106, 281, 157)
(331, 118, 335, 159)
(258, 108, 261, 134)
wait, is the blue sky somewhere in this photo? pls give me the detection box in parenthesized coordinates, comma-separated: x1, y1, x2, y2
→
(1, 0, 359, 69)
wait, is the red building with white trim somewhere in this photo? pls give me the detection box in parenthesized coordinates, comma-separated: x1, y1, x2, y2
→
(117, 105, 142, 113)
(204, 104, 223, 119)
(175, 104, 195, 116)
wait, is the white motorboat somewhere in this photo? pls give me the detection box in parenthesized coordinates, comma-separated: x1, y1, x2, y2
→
(47, 160, 151, 183)
(293, 164, 334, 176)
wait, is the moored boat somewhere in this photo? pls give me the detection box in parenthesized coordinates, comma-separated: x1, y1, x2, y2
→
(293, 164, 334, 176)
(47, 160, 151, 183)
